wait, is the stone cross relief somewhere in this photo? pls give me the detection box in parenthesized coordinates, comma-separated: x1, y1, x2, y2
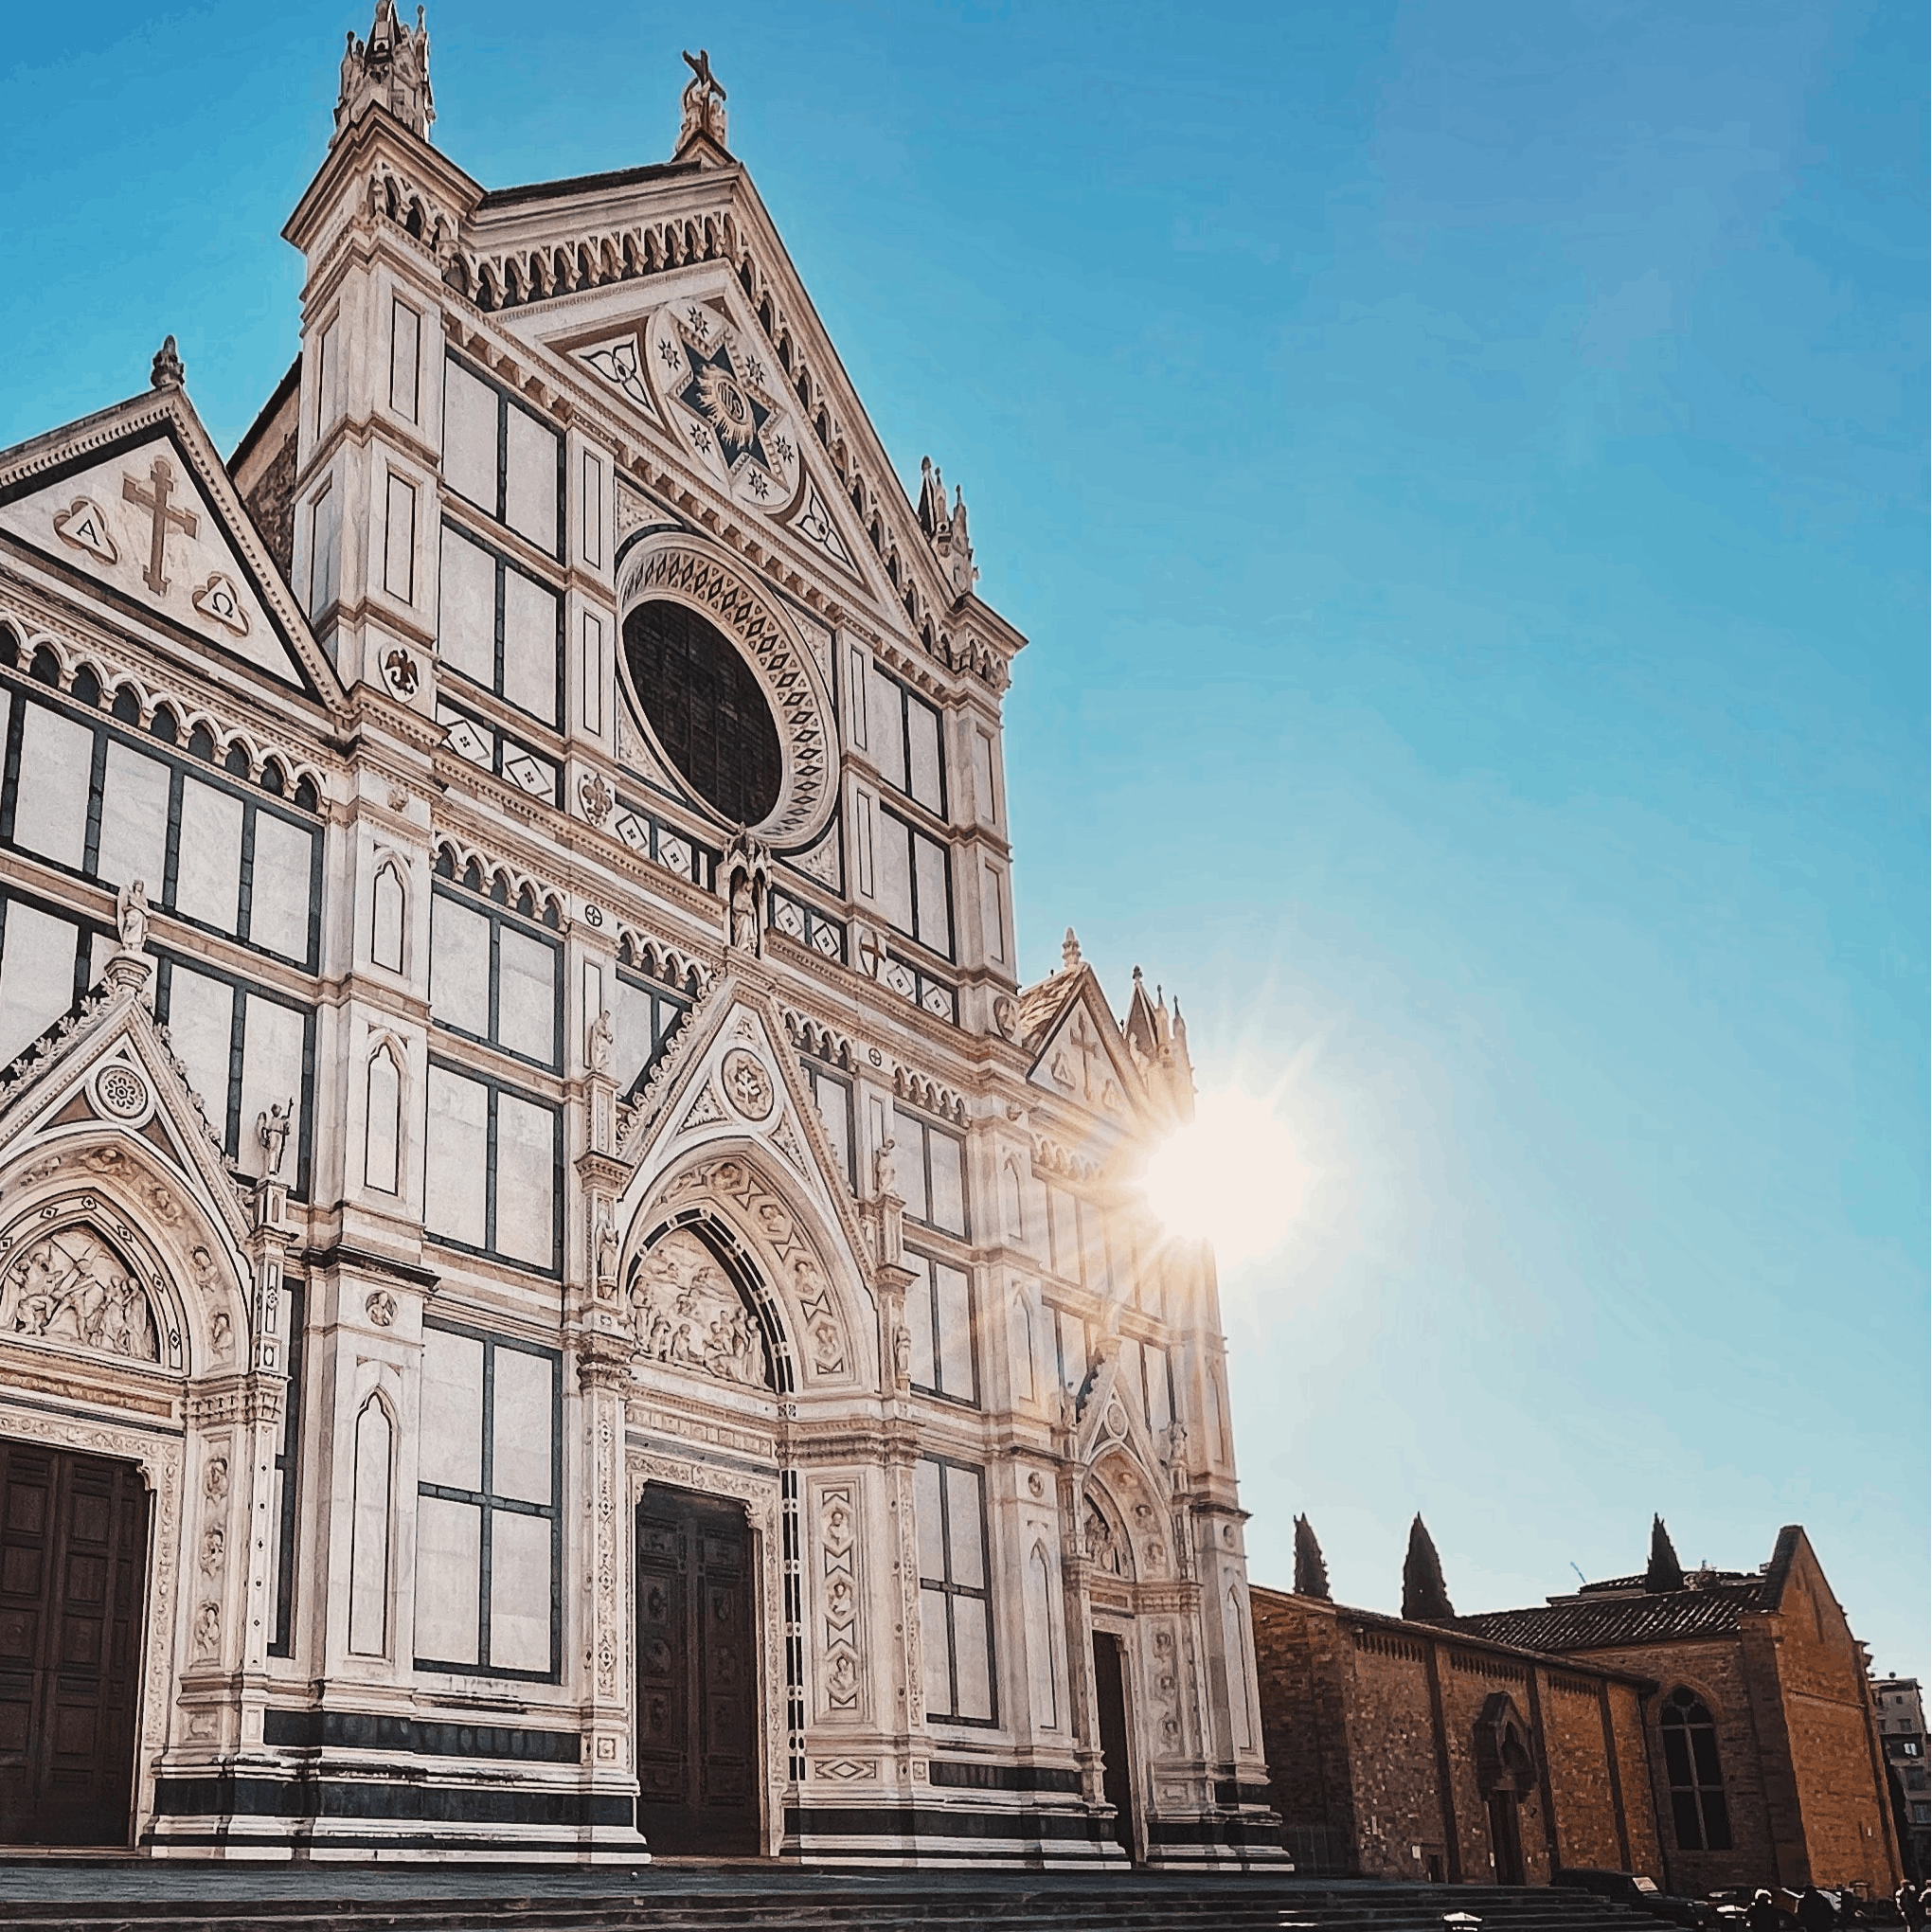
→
(121, 456, 198, 596)
(1049, 1011, 1122, 1114)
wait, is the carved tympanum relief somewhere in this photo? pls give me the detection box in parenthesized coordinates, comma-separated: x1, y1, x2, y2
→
(1085, 1495, 1128, 1578)
(658, 1158, 850, 1380)
(625, 1228, 768, 1387)
(0, 1225, 160, 1361)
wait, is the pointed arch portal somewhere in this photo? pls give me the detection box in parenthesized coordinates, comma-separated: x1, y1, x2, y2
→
(0, 1440, 148, 1846)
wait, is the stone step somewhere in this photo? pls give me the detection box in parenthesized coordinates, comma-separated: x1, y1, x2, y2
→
(0, 1885, 1669, 1932)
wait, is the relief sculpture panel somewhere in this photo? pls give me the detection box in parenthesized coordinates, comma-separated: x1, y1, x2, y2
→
(625, 1229, 769, 1387)
(0, 1226, 159, 1363)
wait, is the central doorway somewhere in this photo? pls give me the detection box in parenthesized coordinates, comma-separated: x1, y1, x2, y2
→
(1092, 1631, 1137, 1859)
(0, 1440, 149, 1847)
(634, 1484, 760, 1855)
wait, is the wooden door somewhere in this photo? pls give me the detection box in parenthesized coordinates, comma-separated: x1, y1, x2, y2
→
(0, 1441, 148, 1846)
(1488, 1788, 1527, 1885)
(1092, 1631, 1137, 1858)
(634, 1485, 759, 1855)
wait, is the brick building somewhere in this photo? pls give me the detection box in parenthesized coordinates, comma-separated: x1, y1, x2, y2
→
(1870, 1675, 1927, 1880)
(1457, 1524, 1903, 1896)
(1254, 1520, 1903, 1897)
(1251, 1585, 1662, 1887)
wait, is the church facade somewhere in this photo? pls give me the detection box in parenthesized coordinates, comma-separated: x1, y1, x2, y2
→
(0, 6, 1279, 1866)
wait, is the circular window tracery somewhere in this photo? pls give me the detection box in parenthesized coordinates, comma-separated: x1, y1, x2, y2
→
(614, 544, 836, 849)
(622, 599, 782, 827)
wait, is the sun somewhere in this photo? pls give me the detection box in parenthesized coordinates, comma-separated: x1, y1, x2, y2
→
(1142, 1089, 1298, 1265)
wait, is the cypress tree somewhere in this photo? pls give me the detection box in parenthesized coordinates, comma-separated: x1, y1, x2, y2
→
(1645, 1514, 1686, 1593)
(1293, 1513, 1332, 1600)
(1402, 1513, 1456, 1621)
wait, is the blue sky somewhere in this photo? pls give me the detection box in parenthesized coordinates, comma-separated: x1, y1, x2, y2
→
(2, 4, 1923, 1676)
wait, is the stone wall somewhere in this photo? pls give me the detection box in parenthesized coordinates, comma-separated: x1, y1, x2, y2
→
(1252, 1588, 1654, 1887)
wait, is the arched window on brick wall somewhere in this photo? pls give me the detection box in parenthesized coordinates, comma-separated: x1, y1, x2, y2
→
(1661, 1687, 1733, 1851)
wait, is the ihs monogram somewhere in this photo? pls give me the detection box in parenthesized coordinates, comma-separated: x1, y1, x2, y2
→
(646, 302, 799, 513)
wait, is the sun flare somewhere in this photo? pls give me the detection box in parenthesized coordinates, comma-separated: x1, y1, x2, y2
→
(1142, 1089, 1298, 1264)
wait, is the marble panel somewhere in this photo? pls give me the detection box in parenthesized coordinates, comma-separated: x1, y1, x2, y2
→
(249, 810, 313, 961)
(488, 1507, 552, 1673)
(414, 1493, 480, 1665)
(175, 778, 242, 933)
(420, 1327, 484, 1491)
(429, 895, 490, 1039)
(95, 740, 170, 891)
(12, 704, 91, 872)
(0, 903, 77, 1064)
(424, 1066, 488, 1249)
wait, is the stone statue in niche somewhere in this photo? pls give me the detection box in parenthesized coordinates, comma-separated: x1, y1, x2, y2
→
(592, 1200, 620, 1285)
(0, 1227, 159, 1362)
(728, 871, 759, 952)
(587, 1008, 615, 1078)
(625, 1228, 768, 1387)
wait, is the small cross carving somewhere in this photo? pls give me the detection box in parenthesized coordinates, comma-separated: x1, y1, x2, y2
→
(121, 456, 198, 595)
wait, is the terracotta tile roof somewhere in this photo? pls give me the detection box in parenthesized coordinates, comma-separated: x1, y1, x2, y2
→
(1452, 1582, 1769, 1652)
(1014, 967, 1084, 1053)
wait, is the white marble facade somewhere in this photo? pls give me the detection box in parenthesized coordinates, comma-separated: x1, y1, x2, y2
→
(0, 4, 1282, 1867)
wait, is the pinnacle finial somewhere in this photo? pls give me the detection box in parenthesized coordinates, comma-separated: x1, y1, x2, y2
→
(675, 47, 730, 160)
(1061, 927, 1082, 971)
(333, 1, 434, 144)
(151, 336, 185, 391)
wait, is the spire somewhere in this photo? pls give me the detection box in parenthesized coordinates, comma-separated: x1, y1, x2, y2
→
(918, 457, 946, 538)
(1646, 1514, 1686, 1593)
(334, 2, 434, 144)
(1061, 927, 1082, 972)
(150, 336, 185, 391)
(673, 47, 730, 164)
(1294, 1514, 1332, 1600)
(917, 458, 977, 597)
(1402, 1514, 1456, 1621)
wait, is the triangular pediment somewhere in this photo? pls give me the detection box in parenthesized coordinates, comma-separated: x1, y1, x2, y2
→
(0, 953, 258, 1298)
(518, 251, 895, 604)
(0, 388, 344, 708)
(1027, 970, 1146, 1127)
(617, 973, 874, 1297)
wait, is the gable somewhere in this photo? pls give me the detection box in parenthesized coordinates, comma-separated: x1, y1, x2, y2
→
(542, 281, 870, 592)
(618, 977, 875, 1294)
(0, 405, 335, 705)
(1028, 977, 1143, 1126)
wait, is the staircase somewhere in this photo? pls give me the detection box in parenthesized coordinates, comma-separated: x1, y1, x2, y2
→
(0, 1876, 1674, 1932)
